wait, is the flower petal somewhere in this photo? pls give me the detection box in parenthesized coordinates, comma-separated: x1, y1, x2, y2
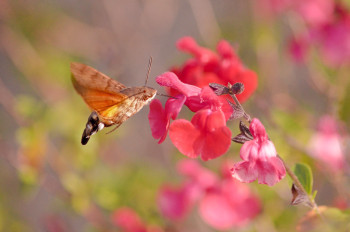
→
(199, 193, 237, 230)
(165, 94, 186, 120)
(156, 72, 201, 97)
(169, 119, 201, 158)
(158, 185, 190, 220)
(256, 157, 286, 186)
(148, 99, 168, 143)
(231, 161, 258, 183)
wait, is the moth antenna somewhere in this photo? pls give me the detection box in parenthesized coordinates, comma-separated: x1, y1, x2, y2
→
(145, 56, 153, 86)
(156, 93, 178, 99)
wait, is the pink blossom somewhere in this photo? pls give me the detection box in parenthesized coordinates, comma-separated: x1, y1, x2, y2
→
(231, 118, 286, 186)
(169, 109, 232, 161)
(157, 184, 193, 220)
(158, 160, 261, 230)
(199, 178, 261, 229)
(309, 115, 345, 171)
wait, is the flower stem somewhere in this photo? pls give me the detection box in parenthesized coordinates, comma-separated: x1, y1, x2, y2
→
(278, 155, 318, 209)
(230, 93, 252, 123)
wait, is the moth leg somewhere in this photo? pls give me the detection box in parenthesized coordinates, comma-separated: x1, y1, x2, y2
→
(105, 124, 121, 134)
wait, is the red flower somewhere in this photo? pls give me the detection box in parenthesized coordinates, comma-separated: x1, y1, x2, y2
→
(172, 37, 258, 103)
(169, 109, 232, 161)
(231, 118, 286, 186)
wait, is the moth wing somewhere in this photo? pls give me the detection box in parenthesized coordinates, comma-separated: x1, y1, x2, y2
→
(75, 88, 128, 122)
(71, 62, 126, 94)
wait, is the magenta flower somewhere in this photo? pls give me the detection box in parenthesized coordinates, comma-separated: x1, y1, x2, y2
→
(231, 118, 286, 186)
(158, 160, 261, 230)
(169, 109, 232, 161)
(309, 115, 345, 171)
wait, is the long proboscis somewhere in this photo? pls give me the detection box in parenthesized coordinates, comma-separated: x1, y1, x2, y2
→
(156, 93, 178, 99)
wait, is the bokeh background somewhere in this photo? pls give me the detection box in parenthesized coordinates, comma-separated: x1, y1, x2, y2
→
(0, 0, 349, 231)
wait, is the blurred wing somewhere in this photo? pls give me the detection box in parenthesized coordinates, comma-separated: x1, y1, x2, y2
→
(71, 63, 128, 121)
(75, 88, 128, 121)
(71, 62, 126, 94)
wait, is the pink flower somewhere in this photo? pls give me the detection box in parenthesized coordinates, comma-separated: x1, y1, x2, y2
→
(309, 115, 345, 171)
(172, 37, 258, 103)
(169, 109, 232, 161)
(149, 72, 232, 159)
(111, 207, 163, 232)
(111, 207, 146, 232)
(157, 184, 193, 220)
(158, 160, 261, 230)
(199, 178, 261, 229)
(231, 118, 286, 186)
(148, 95, 186, 144)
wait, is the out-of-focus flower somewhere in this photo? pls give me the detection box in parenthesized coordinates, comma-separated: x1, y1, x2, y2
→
(309, 115, 345, 171)
(263, 0, 350, 67)
(158, 160, 260, 230)
(169, 109, 231, 161)
(111, 207, 163, 232)
(231, 118, 286, 186)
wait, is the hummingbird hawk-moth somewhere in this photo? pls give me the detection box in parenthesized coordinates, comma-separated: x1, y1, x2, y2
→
(71, 62, 157, 145)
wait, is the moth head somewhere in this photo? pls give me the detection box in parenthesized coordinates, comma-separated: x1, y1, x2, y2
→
(141, 87, 157, 102)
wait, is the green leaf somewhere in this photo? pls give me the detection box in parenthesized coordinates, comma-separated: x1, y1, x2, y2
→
(293, 163, 313, 195)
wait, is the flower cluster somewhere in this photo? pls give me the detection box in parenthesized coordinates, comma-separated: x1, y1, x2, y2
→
(149, 37, 286, 186)
(158, 160, 261, 230)
(149, 37, 258, 161)
(231, 118, 286, 186)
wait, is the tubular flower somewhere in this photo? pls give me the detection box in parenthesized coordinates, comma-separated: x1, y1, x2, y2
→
(231, 118, 286, 186)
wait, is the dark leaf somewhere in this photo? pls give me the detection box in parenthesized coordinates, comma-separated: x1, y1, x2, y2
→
(227, 99, 244, 120)
(291, 184, 313, 207)
(239, 121, 253, 140)
(209, 83, 230, 96)
(232, 134, 253, 144)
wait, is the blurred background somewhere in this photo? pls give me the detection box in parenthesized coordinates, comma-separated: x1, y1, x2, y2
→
(0, 0, 349, 231)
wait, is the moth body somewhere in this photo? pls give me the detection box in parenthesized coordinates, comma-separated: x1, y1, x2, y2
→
(71, 62, 157, 145)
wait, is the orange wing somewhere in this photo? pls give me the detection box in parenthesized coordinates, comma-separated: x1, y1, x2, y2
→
(71, 63, 128, 123)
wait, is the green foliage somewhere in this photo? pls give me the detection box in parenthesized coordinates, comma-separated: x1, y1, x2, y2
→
(293, 163, 313, 195)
